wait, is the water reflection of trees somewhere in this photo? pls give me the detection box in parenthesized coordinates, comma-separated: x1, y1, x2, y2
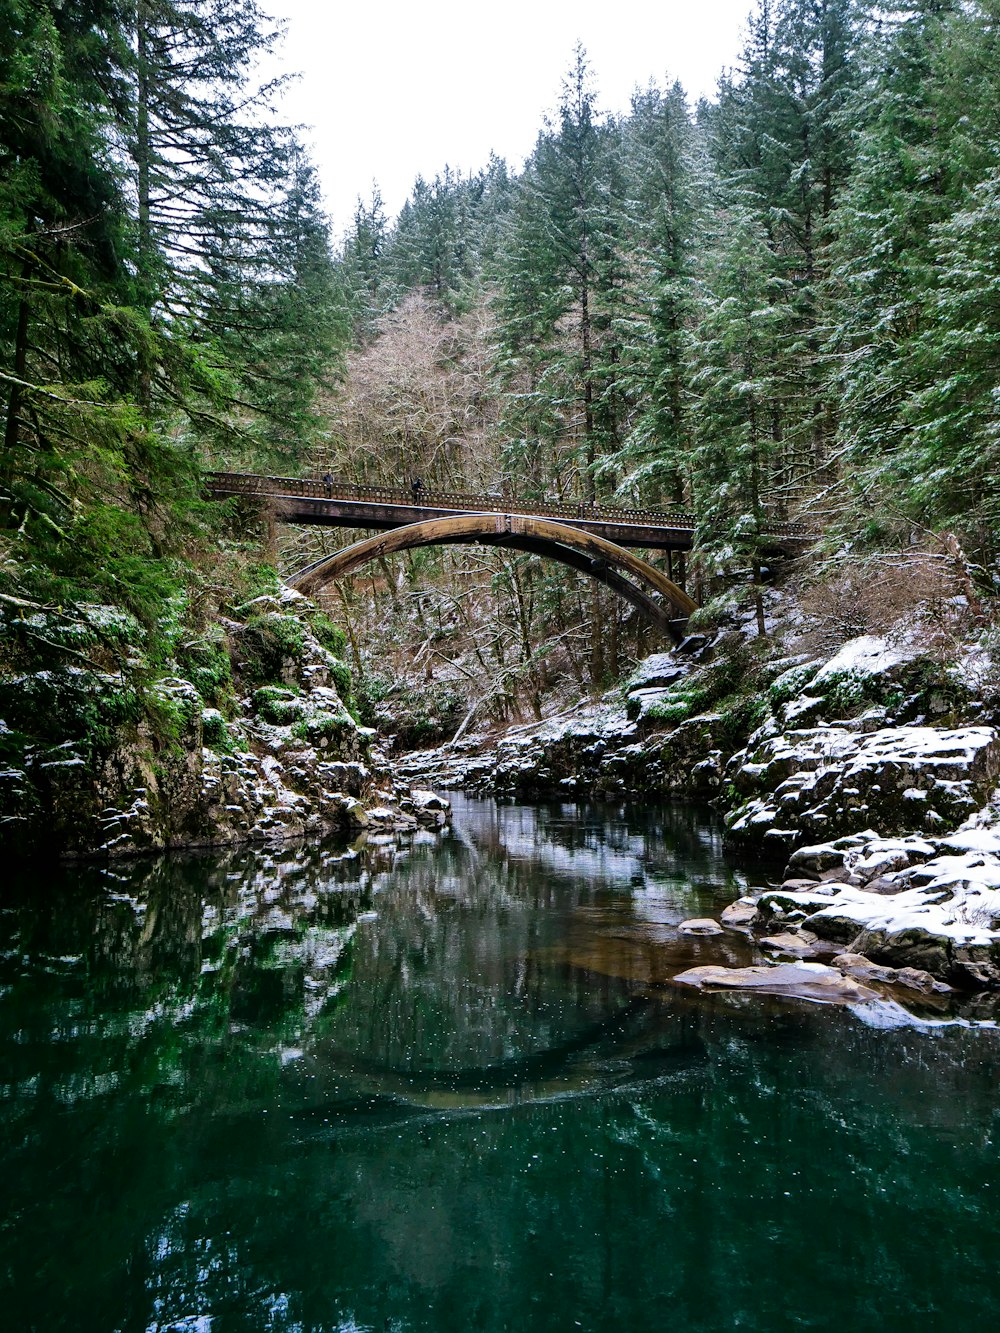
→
(0, 840, 381, 1116)
(3, 802, 1000, 1331)
(0, 797, 758, 1113)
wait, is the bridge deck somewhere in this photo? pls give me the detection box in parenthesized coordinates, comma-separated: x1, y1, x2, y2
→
(206, 473, 812, 554)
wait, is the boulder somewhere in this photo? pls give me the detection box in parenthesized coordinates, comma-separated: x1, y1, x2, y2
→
(410, 788, 450, 814)
(677, 918, 724, 935)
(832, 952, 950, 993)
(832, 952, 899, 984)
(720, 899, 758, 930)
(727, 725, 1000, 853)
(752, 850, 1000, 987)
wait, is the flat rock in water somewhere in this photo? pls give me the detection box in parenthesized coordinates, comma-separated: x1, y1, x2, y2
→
(833, 952, 952, 994)
(760, 931, 821, 956)
(677, 917, 724, 935)
(410, 788, 450, 812)
(672, 961, 879, 1005)
(832, 952, 898, 984)
(720, 900, 757, 930)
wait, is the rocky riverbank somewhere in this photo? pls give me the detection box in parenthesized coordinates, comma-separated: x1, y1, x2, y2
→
(673, 815, 1000, 999)
(399, 611, 1000, 989)
(0, 587, 448, 860)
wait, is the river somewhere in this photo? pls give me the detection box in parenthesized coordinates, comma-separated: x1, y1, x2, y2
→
(2, 795, 999, 1331)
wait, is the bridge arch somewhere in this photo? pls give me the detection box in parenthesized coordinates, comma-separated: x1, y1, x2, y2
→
(287, 513, 697, 641)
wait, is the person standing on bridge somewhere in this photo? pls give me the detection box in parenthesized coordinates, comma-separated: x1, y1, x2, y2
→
(322, 472, 333, 497)
(411, 476, 424, 502)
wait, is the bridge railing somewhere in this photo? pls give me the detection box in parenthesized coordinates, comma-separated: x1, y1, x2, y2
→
(205, 471, 814, 539)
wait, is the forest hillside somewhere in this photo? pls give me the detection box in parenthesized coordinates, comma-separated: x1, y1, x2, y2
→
(3, 0, 1000, 856)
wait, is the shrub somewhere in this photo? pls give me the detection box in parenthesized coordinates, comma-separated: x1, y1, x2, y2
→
(310, 611, 347, 657)
(179, 635, 233, 710)
(200, 708, 229, 749)
(292, 712, 354, 748)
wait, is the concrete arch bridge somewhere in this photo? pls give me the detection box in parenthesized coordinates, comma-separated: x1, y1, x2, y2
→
(206, 473, 811, 643)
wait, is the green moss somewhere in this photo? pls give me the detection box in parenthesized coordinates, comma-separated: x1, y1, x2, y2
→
(768, 663, 819, 708)
(715, 692, 769, 746)
(310, 611, 347, 657)
(251, 686, 305, 726)
(292, 713, 353, 746)
(645, 693, 703, 724)
(237, 613, 306, 686)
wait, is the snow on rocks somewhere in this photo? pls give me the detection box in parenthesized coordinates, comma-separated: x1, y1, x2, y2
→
(809, 634, 916, 686)
(741, 822, 1000, 988)
(625, 653, 690, 691)
(727, 724, 1000, 854)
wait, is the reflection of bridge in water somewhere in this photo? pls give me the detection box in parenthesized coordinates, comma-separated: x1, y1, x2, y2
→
(207, 472, 813, 641)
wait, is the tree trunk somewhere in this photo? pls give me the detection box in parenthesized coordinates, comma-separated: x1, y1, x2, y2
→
(3, 262, 33, 465)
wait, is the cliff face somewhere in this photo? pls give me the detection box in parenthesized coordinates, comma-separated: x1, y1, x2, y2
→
(0, 589, 442, 860)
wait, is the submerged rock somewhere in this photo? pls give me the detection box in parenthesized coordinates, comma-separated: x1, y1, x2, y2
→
(672, 961, 879, 1005)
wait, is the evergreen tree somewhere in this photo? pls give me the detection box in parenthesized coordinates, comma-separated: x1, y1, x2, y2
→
(213, 157, 349, 466)
(127, 0, 346, 465)
(689, 201, 789, 630)
(829, 0, 967, 536)
(835, 0, 1000, 549)
(0, 0, 152, 558)
(0, 0, 344, 635)
(495, 46, 625, 501)
(708, 0, 866, 481)
(610, 80, 699, 507)
(341, 186, 391, 341)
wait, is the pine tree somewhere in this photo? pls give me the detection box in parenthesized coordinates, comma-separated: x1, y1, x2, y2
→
(610, 80, 699, 507)
(689, 201, 789, 630)
(495, 46, 625, 501)
(846, 0, 1000, 549)
(341, 186, 391, 341)
(127, 0, 346, 464)
(829, 0, 968, 537)
(0, 0, 141, 523)
(213, 157, 349, 466)
(708, 0, 866, 483)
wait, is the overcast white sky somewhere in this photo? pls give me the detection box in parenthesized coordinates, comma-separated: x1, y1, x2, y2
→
(261, 1, 754, 240)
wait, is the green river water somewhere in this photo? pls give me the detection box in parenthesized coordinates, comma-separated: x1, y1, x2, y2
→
(2, 795, 999, 1331)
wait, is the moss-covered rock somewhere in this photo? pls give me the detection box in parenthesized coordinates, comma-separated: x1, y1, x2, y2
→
(251, 685, 306, 726)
